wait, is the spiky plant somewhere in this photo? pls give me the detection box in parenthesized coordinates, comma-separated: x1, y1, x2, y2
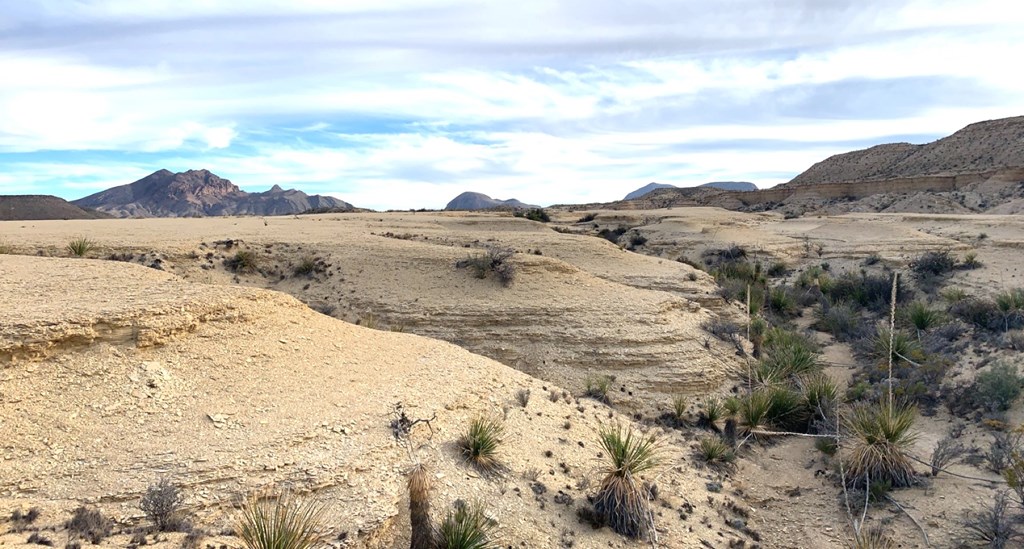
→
(843, 401, 918, 489)
(584, 375, 612, 404)
(749, 316, 767, 358)
(871, 324, 923, 367)
(759, 328, 821, 381)
(738, 390, 771, 434)
(227, 250, 260, 273)
(409, 465, 434, 549)
(850, 526, 895, 549)
(698, 396, 723, 431)
(67, 237, 95, 257)
(437, 501, 497, 549)
(594, 424, 660, 538)
(940, 287, 967, 304)
(671, 395, 687, 422)
(697, 436, 735, 465)
(458, 416, 505, 474)
(800, 373, 838, 422)
(235, 491, 325, 549)
(723, 395, 741, 417)
(902, 300, 943, 336)
(763, 385, 808, 432)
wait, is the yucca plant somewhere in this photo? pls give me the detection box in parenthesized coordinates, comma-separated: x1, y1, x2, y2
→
(851, 526, 895, 549)
(940, 287, 967, 304)
(697, 396, 723, 431)
(697, 436, 735, 465)
(749, 316, 767, 358)
(871, 324, 923, 367)
(458, 416, 504, 474)
(902, 300, 943, 338)
(409, 465, 434, 549)
(723, 395, 741, 417)
(594, 424, 659, 538)
(738, 390, 771, 435)
(763, 386, 808, 432)
(759, 328, 821, 382)
(843, 401, 918, 489)
(437, 501, 497, 549)
(799, 373, 838, 423)
(995, 288, 1024, 331)
(235, 491, 325, 549)
(671, 395, 687, 423)
(67, 236, 95, 257)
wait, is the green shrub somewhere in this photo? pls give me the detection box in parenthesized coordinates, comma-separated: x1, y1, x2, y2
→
(766, 286, 798, 318)
(697, 436, 735, 465)
(594, 424, 659, 538)
(910, 250, 958, 279)
(227, 250, 260, 273)
(235, 492, 325, 549)
(995, 288, 1024, 331)
(584, 375, 612, 404)
(66, 237, 95, 257)
(973, 362, 1023, 412)
(458, 416, 505, 474)
(762, 386, 808, 432)
(757, 328, 821, 383)
(738, 390, 771, 434)
(518, 208, 550, 223)
(698, 396, 723, 431)
(902, 300, 944, 335)
(437, 501, 497, 549)
(870, 324, 924, 367)
(843, 401, 917, 488)
(813, 302, 862, 342)
(766, 261, 790, 278)
(800, 373, 838, 422)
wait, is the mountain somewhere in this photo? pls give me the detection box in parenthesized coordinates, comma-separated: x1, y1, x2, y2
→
(72, 169, 353, 218)
(445, 191, 538, 211)
(0, 195, 112, 221)
(624, 181, 757, 200)
(785, 115, 1024, 187)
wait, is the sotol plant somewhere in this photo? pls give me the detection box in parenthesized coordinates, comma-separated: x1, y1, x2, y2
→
(844, 401, 918, 489)
(67, 237, 95, 257)
(594, 424, 659, 539)
(235, 491, 325, 549)
(458, 416, 505, 474)
(437, 501, 497, 549)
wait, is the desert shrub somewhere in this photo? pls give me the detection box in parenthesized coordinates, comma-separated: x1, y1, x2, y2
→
(796, 265, 830, 290)
(226, 250, 260, 273)
(514, 388, 530, 408)
(762, 385, 808, 432)
(824, 271, 906, 312)
(929, 434, 965, 476)
(987, 431, 1023, 474)
(766, 261, 789, 278)
(813, 301, 863, 342)
(292, 256, 317, 277)
(437, 501, 497, 549)
(951, 297, 1002, 331)
(974, 362, 1023, 413)
(67, 506, 111, 544)
(584, 375, 612, 404)
(961, 491, 1022, 549)
(455, 248, 515, 287)
(995, 288, 1024, 331)
(458, 416, 505, 474)
(594, 424, 659, 538)
(11, 507, 41, 524)
(697, 436, 735, 465)
(66, 237, 95, 257)
(26, 532, 53, 546)
(140, 478, 185, 532)
(901, 300, 944, 335)
(576, 212, 597, 223)
(698, 396, 723, 431)
(961, 252, 982, 269)
(815, 437, 838, 456)
(522, 208, 550, 222)
(738, 390, 771, 434)
(800, 373, 838, 423)
(626, 233, 648, 249)
(1004, 453, 1024, 506)
(671, 395, 687, 423)
(0, 240, 12, 254)
(749, 316, 767, 358)
(756, 328, 821, 384)
(235, 492, 325, 549)
(940, 287, 968, 304)
(910, 250, 958, 279)
(862, 253, 883, 267)
(843, 401, 918, 489)
(598, 226, 628, 244)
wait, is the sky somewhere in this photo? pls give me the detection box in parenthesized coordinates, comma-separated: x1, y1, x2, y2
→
(1, 0, 1023, 210)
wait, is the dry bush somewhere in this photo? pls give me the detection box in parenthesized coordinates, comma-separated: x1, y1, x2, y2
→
(961, 491, 1023, 548)
(140, 478, 185, 532)
(67, 506, 111, 544)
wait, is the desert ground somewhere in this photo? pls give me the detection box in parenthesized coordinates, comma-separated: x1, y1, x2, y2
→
(2, 207, 1023, 548)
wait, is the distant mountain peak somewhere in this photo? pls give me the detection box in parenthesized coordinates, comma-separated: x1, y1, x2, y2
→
(624, 181, 756, 200)
(445, 191, 539, 211)
(72, 169, 354, 217)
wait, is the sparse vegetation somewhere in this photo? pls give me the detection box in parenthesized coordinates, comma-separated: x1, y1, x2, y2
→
(929, 434, 965, 477)
(843, 401, 918, 488)
(902, 300, 944, 336)
(456, 248, 516, 287)
(910, 249, 958, 279)
(851, 527, 895, 549)
(576, 212, 597, 223)
(437, 501, 497, 549)
(293, 256, 317, 277)
(697, 436, 735, 465)
(226, 250, 260, 273)
(458, 416, 505, 474)
(515, 388, 530, 408)
(961, 491, 1022, 549)
(140, 478, 185, 532)
(67, 506, 111, 544)
(697, 396, 723, 431)
(973, 362, 1023, 413)
(584, 374, 612, 404)
(594, 424, 659, 538)
(0, 239, 12, 254)
(66, 237, 95, 257)
(813, 301, 862, 342)
(235, 492, 325, 549)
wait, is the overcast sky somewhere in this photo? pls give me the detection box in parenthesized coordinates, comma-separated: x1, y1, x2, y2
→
(1, 0, 1022, 210)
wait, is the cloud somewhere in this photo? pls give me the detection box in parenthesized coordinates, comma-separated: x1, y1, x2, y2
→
(0, 0, 1022, 208)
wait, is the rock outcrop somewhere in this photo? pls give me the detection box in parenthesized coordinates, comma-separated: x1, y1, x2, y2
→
(444, 191, 537, 210)
(72, 169, 352, 217)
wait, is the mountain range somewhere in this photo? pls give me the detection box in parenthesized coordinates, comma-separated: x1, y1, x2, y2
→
(624, 181, 757, 200)
(0, 195, 112, 221)
(72, 169, 352, 218)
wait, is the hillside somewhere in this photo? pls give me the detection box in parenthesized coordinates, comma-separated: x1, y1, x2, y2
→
(0, 195, 111, 221)
(624, 181, 756, 200)
(786, 115, 1024, 187)
(444, 191, 537, 210)
(72, 169, 352, 217)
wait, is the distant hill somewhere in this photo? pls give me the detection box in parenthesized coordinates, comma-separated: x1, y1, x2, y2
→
(445, 191, 538, 211)
(624, 181, 756, 200)
(784, 115, 1024, 187)
(72, 169, 353, 218)
(0, 195, 112, 221)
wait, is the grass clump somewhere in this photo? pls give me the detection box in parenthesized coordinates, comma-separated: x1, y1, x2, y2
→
(800, 373, 838, 422)
(66, 237, 95, 257)
(584, 374, 612, 404)
(851, 527, 895, 549)
(594, 424, 659, 538)
(0, 239, 12, 254)
(697, 396, 723, 431)
(671, 395, 688, 423)
(437, 501, 497, 549)
(226, 250, 260, 273)
(514, 388, 530, 408)
(235, 492, 325, 549)
(902, 300, 944, 336)
(843, 401, 918, 489)
(292, 256, 317, 277)
(458, 416, 505, 474)
(697, 436, 735, 465)
(756, 328, 821, 384)
(941, 287, 968, 304)
(456, 248, 516, 287)
(140, 478, 185, 532)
